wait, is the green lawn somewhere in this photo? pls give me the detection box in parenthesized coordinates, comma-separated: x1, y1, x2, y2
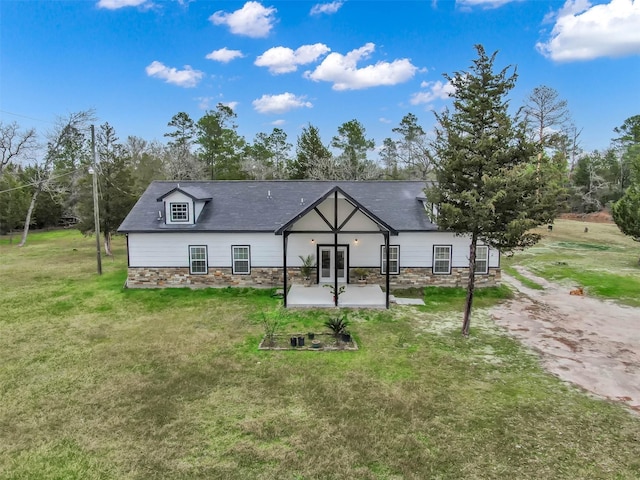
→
(502, 219, 640, 306)
(1, 230, 639, 479)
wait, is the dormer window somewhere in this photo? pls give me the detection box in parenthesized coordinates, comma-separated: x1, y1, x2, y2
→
(170, 202, 189, 222)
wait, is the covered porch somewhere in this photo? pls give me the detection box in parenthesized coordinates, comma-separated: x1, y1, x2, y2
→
(286, 284, 386, 308)
(278, 186, 397, 309)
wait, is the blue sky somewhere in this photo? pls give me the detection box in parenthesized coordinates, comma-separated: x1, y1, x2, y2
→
(1, 0, 639, 156)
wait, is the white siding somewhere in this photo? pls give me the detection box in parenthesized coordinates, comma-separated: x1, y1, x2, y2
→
(127, 231, 499, 269)
(128, 232, 281, 268)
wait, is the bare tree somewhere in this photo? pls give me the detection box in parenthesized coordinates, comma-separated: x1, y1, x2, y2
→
(392, 113, 437, 180)
(0, 121, 37, 177)
(522, 85, 572, 177)
(308, 154, 382, 180)
(18, 111, 94, 247)
(163, 144, 204, 180)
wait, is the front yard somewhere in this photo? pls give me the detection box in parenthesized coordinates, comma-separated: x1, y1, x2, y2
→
(1, 230, 639, 479)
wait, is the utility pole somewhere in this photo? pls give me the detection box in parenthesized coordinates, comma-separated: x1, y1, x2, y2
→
(91, 125, 102, 275)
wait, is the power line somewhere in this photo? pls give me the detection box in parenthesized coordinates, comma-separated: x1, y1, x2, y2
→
(0, 169, 77, 195)
(0, 109, 55, 125)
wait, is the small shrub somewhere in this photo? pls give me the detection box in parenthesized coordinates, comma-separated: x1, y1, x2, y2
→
(324, 315, 349, 338)
(261, 307, 284, 347)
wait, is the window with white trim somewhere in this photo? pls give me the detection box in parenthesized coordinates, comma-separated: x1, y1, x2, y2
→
(189, 246, 207, 274)
(232, 246, 250, 274)
(433, 245, 452, 274)
(170, 202, 189, 222)
(475, 246, 489, 274)
(381, 245, 400, 274)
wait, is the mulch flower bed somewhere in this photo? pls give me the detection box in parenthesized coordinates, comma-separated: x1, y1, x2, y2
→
(259, 333, 358, 351)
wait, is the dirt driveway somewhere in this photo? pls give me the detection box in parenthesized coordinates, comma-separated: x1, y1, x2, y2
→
(491, 267, 640, 413)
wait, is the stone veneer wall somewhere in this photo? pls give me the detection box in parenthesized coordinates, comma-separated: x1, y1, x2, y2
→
(126, 266, 500, 288)
(349, 267, 501, 288)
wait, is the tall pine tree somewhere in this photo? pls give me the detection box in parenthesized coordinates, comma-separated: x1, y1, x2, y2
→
(426, 45, 554, 336)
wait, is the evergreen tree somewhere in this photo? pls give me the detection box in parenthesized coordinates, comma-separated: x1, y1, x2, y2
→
(612, 185, 640, 266)
(196, 104, 246, 180)
(331, 119, 376, 180)
(290, 124, 331, 179)
(612, 149, 640, 265)
(77, 123, 137, 255)
(426, 45, 554, 336)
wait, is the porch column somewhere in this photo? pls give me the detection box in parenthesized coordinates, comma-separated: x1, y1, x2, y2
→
(333, 190, 338, 307)
(283, 231, 289, 307)
(384, 231, 390, 309)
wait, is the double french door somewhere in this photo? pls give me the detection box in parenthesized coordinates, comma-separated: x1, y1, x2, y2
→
(318, 246, 348, 283)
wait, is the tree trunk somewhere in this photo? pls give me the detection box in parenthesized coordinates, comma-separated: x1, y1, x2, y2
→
(18, 188, 40, 247)
(461, 232, 478, 337)
(104, 231, 113, 256)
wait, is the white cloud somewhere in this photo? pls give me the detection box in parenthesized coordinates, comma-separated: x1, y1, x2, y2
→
(410, 80, 455, 105)
(210, 1, 277, 38)
(97, 0, 149, 9)
(206, 47, 244, 63)
(537, 0, 640, 61)
(197, 96, 215, 109)
(145, 61, 203, 88)
(252, 93, 313, 114)
(304, 43, 417, 90)
(379, 117, 392, 124)
(221, 101, 239, 111)
(310, 1, 344, 15)
(456, 0, 518, 8)
(255, 43, 330, 74)
(271, 119, 286, 126)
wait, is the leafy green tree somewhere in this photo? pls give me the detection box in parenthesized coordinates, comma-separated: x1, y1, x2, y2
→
(612, 185, 640, 265)
(196, 104, 246, 180)
(290, 124, 331, 179)
(126, 136, 166, 194)
(77, 123, 137, 255)
(572, 149, 621, 211)
(380, 137, 400, 179)
(244, 128, 292, 179)
(0, 166, 30, 238)
(18, 110, 94, 247)
(164, 112, 202, 180)
(613, 115, 640, 192)
(165, 112, 196, 150)
(426, 45, 553, 336)
(331, 119, 376, 180)
(612, 138, 640, 265)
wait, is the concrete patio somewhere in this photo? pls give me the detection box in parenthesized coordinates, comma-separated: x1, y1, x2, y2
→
(287, 284, 386, 308)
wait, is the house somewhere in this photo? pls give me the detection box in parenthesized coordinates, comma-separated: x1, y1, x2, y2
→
(117, 180, 501, 307)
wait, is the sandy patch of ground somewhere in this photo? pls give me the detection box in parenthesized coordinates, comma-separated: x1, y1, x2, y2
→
(491, 267, 640, 413)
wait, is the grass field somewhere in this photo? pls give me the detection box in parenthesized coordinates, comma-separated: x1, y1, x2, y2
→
(1, 229, 639, 479)
(502, 219, 640, 306)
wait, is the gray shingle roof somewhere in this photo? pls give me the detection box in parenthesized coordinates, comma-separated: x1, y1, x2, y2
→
(118, 180, 437, 233)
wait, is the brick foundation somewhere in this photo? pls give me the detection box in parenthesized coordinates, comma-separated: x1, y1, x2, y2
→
(126, 266, 500, 289)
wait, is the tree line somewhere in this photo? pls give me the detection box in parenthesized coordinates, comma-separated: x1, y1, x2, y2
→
(1, 45, 639, 336)
(0, 64, 638, 254)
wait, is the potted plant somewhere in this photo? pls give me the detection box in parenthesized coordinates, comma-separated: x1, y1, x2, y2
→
(298, 254, 315, 286)
(353, 268, 368, 285)
(323, 284, 345, 304)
